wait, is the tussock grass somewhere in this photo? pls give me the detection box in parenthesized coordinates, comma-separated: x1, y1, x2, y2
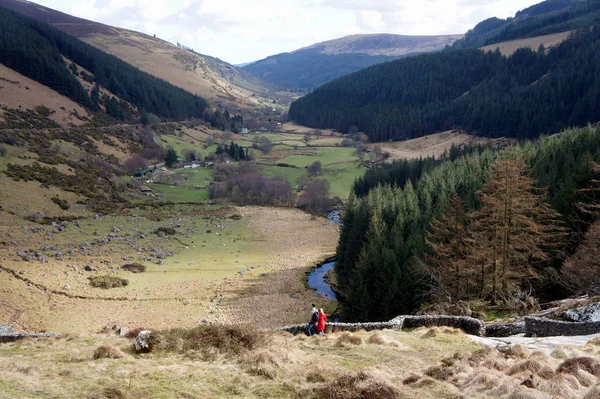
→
(335, 332, 365, 347)
(506, 359, 544, 376)
(155, 325, 264, 358)
(537, 377, 578, 398)
(366, 332, 402, 348)
(93, 345, 124, 360)
(314, 371, 398, 399)
(584, 385, 600, 399)
(558, 357, 600, 377)
(424, 365, 454, 381)
(505, 386, 552, 399)
(86, 387, 135, 399)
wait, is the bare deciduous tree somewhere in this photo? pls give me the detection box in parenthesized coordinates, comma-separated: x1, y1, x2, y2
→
(123, 155, 148, 174)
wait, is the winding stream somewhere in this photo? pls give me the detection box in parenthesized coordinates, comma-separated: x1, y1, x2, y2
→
(307, 261, 337, 300)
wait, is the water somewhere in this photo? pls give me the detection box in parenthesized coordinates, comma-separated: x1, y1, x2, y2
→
(307, 261, 337, 300)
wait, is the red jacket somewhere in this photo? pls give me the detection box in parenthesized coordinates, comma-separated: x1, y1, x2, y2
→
(317, 311, 327, 332)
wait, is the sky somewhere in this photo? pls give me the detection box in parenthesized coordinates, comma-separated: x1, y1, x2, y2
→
(35, 0, 544, 65)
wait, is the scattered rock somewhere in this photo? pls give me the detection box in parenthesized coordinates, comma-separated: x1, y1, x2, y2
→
(118, 327, 129, 337)
(84, 265, 94, 272)
(63, 285, 70, 290)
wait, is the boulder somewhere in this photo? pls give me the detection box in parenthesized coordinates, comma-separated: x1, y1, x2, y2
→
(135, 330, 159, 353)
(566, 303, 600, 322)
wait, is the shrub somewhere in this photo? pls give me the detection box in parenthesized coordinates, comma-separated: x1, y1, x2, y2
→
(155, 227, 176, 236)
(88, 276, 129, 289)
(51, 196, 69, 210)
(0, 145, 6, 156)
(121, 263, 146, 273)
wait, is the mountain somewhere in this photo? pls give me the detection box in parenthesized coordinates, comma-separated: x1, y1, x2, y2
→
(289, 0, 600, 142)
(452, 0, 599, 49)
(0, 0, 278, 110)
(242, 33, 463, 92)
(0, 6, 210, 123)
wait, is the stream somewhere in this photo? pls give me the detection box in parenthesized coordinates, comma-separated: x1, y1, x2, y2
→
(307, 261, 337, 300)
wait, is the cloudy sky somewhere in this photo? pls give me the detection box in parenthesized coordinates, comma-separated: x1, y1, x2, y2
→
(36, 0, 543, 64)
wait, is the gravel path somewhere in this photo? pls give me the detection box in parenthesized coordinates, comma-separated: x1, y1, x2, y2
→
(469, 333, 600, 354)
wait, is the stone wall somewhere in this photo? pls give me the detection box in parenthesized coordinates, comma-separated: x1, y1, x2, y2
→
(525, 317, 600, 337)
(278, 315, 485, 336)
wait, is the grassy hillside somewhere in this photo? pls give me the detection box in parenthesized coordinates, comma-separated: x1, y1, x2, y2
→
(0, 6, 208, 122)
(0, 0, 280, 112)
(3, 325, 600, 398)
(243, 34, 462, 91)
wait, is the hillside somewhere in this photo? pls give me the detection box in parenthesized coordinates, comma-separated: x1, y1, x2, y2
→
(453, 0, 600, 49)
(289, 24, 600, 142)
(0, 6, 210, 123)
(0, 0, 279, 110)
(243, 33, 462, 91)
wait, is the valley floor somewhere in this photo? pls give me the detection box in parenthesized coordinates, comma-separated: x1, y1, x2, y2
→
(0, 206, 338, 334)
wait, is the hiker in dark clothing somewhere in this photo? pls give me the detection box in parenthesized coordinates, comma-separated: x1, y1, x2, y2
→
(306, 304, 319, 336)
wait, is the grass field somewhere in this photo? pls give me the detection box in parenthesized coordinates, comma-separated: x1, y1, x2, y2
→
(3, 324, 600, 399)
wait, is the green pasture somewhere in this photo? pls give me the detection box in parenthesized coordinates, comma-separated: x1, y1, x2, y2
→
(150, 184, 210, 202)
(277, 147, 356, 168)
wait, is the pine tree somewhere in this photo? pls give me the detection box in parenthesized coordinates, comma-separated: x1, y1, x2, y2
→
(164, 148, 178, 168)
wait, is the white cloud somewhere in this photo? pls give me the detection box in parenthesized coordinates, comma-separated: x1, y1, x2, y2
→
(36, 0, 542, 64)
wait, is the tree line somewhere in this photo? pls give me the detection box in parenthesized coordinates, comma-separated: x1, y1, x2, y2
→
(289, 25, 600, 143)
(0, 6, 208, 121)
(335, 125, 600, 321)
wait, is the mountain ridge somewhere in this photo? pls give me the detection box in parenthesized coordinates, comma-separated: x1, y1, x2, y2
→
(243, 33, 462, 91)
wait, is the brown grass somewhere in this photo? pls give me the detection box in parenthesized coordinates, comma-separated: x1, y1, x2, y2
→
(86, 387, 135, 399)
(507, 359, 544, 376)
(557, 357, 600, 377)
(156, 325, 264, 357)
(481, 31, 571, 56)
(0, 64, 90, 127)
(93, 345, 124, 360)
(335, 332, 365, 346)
(505, 386, 552, 399)
(315, 371, 398, 399)
(584, 385, 600, 399)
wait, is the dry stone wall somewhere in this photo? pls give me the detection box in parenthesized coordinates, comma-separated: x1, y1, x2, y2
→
(525, 317, 600, 337)
(278, 315, 485, 336)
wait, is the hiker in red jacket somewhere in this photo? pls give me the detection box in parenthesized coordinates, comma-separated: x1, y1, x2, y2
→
(317, 308, 327, 334)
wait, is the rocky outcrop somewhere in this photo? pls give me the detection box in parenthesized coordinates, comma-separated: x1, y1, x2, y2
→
(525, 317, 600, 337)
(566, 303, 600, 322)
(0, 324, 60, 343)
